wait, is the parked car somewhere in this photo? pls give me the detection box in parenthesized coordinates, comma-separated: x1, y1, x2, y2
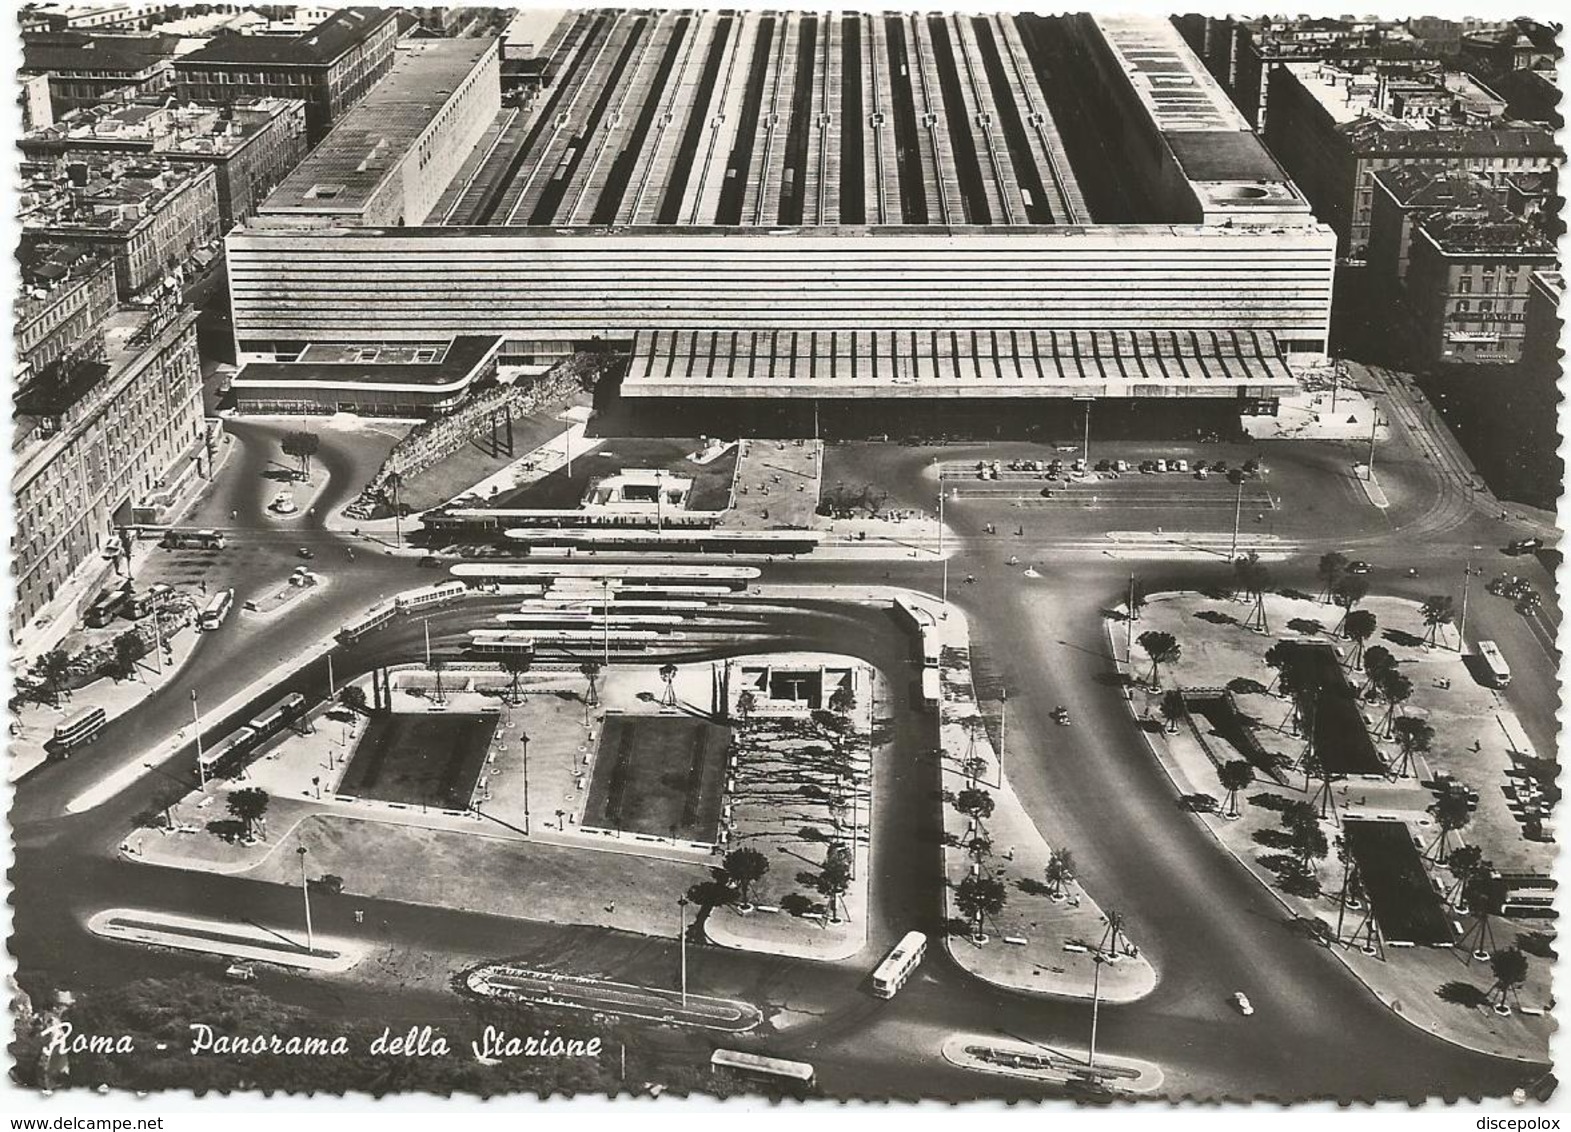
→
(1174, 459, 1190, 473)
(1095, 458, 1112, 472)
(102, 537, 123, 560)
(1154, 459, 1168, 473)
(225, 963, 257, 983)
(297, 547, 315, 560)
(1233, 991, 1254, 1016)
(1193, 460, 1209, 474)
(1346, 560, 1372, 575)
(1114, 459, 1129, 473)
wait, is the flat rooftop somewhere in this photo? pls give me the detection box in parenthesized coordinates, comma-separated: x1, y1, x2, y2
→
(176, 6, 395, 66)
(24, 97, 303, 158)
(260, 37, 496, 218)
(439, 9, 1089, 228)
(232, 335, 500, 387)
(1093, 15, 1251, 132)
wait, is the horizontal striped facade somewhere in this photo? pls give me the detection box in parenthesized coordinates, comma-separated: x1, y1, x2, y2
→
(228, 224, 1336, 382)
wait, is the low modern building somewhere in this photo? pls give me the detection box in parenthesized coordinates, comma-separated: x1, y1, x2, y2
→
(12, 308, 204, 639)
(230, 336, 503, 416)
(172, 7, 401, 143)
(1264, 59, 1560, 259)
(20, 30, 181, 114)
(256, 37, 501, 229)
(16, 243, 120, 382)
(1404, 212, 1557, 364)
(22, 97, 310, 230)
(20, 153, 222, 298)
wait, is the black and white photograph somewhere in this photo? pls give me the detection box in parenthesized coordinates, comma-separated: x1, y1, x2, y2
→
(3, 0, 1565, 1117)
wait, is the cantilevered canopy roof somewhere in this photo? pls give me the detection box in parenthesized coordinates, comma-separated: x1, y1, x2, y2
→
(624, 329, 1298, 399)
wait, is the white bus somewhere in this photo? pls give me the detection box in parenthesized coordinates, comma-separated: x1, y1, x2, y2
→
(871, 931, 928, 998)
(338, 603, 398, 643)
(51, 705, 108, 753)
(162, 528, 226, 550)
(1477, 640, 1511, 688)
(248, 692, 306, 740)
(709, 1048, 816, 1090)
(395, 581, 467, 611)
(199, 589, 234, 630)
(920, 668, 941, 712)
(200, 726, 257, 780)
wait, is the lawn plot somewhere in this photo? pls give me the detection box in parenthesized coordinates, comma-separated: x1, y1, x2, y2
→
(1279, 642, 1385, 776)
(338, 713, 497, 810)
(582, 713, 729, 842)
(1343, 820, 1452, 946)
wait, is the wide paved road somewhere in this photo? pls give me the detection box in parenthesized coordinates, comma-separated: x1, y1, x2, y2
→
(11, 421, 1554, 1101)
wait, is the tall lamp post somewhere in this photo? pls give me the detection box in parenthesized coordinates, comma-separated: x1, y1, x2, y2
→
(1088, 951, 1106, 1067)
(603, 579, 612, 667)
(677, 897, 690, 1008)
(1228, 469, 1246, 561)
(1458, 554, 1476, 652)
(191, 689, 207, 788)
(297, 845, 314, 955)
(521, 729, 531, 834)
(938, 486, 948, 615)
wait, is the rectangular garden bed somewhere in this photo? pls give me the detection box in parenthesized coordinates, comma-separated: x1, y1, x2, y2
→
(1343, 819, 1452, 946)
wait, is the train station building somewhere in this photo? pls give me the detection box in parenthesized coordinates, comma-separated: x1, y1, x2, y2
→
(226, 12, 1336, 422)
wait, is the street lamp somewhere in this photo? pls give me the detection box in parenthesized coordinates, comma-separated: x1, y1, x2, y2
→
(297, 846, 314, 955)
(677, 897, 690, 1008)
(521, 729, 531, 834)
(1088, 951, 1106, 1067)
(191, 689, 207, 789)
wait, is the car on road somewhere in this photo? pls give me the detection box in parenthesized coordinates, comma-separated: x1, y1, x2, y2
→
(225, 962, 257, 983)
(1232, 992, 1254, 1016)
(102, 537, 123, 560)
(1346, 560, 1372, 575)
(1114, 459, 1129, 473)
(1508, 537, 1545, 556)
(418, 555, 443, 568)
(296, 547, 314, 560)
(1174, 459, 1189, 473)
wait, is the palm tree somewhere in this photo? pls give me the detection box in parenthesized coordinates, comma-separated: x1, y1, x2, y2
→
(955, 874, 1006, 942)
(1136, 630, 1181, 689)
(282, 431, 320, 481)
(227, 787, 270, 841)
(112, 632, 145, 682)
(1317, 551, 1349, 604)
(1489, 947, 1530, 1011)
(1343, 610, 1377, 670)
(1128, 576, 1148, 621)
(1360, 645, 1396, 697)
(1159, 689, 1186, 734)
(1044, 848, 1075, 899)
(816, 841, 852, 922)
(1218, 760, 1255, 819)
(501, 653, 532, 705)
(1331, 576, 1370, 635)
(579, 660, 602, 707)
(1099, 908, 1132, 957)
(338, 684, 369, 715)
(1262, 642, 1290, 695)
(1375, 669, 1413, 738)
(721, 847, 770, 908)
(659, 663, 679, 707)
(735, 689, 757, 724)
(1444, 844, 1484, 906)
(1389, 716, 1433, 778)
(1460, 867, 1508, 959)
(1427, 790, 1473, 862)
(1233, 551, 1272, 632)
(964, 830, 994, 866)
(430, 655, 448, 706)
(961, 754, 988, 785)
(1420, 595, 1456, 648)
(39, 648, 72, 706)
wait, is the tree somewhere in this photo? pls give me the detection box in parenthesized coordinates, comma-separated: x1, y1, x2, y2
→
(1489, 947, 1530, 1009)
(1331, 576, 1370, 634)
(1262, 642, 1290, 695)
(1420, 595, 1456, 648)
(1427, 790, 1473, 862)
(1389, 716, 1433, 778)
(816, 842, 852, 922)
(430, 656, 448, 705)
(579, 660, 602, 707)
(1374, 669, 1413, 737)
(39, 648, 72, 706)
(1159, 689, 1186, 734)
(1233, 551, 1272, 632)
(281, 431, 320, 481)
(1136, 630, 1181, 689)
(226, 788, 270, 841)
(1445, 844, 1484, 905)
(501, 653, 532, 705)
(961, 754, 988, 785)
(735, 690, 757, 724)
(338, 684, 368, 715)
(384, 471, 405, 547)
(112, 631, 146, 682)
(953, 787, 995, 825)
(1360, 645, 1397, 696)
(1218, 760, 1255, 818)
(828, 684, 857, 718)
(1044, 848, 1075, 899)
(1128, 576, 1148, 621)
(964, 830, 994, 866)
(720, 847, 770, 907)
(955, 874, 1006, 941)
(659, 663, 679, 708)
(1343, 610, 1378, 670)
(1317, 551, 1349, 604)
(1460, 867, 1508, 958)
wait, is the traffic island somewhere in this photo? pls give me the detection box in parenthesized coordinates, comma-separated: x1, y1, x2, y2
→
(940, 1034, 1163, 1094)
(464, 964, 761, 1032)
(906, 591, 1156, 1002)
(1110, 588, 1552, 1062)
(87, 908, 365, 973)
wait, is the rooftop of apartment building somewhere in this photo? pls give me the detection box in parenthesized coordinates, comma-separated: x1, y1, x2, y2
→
(1530, 269, 1564, 300)
(258, 37, 497, 218)
(1283, 58, 1511, 127)
(1372, 165, 1504, 210)
(24, 96, 305, 159)
(19, 152, 213, 236)
(21, 29, 181, 73)
(1249, 17, 1423, 58)
(175, 6, 397, 67)
(1415, 209, 1557, 257)
(1460, 20, 1562, 55)
(16, 241, 115, 320)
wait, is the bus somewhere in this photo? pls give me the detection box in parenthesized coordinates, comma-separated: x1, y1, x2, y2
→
(920, 668, 941, 712)
(84, 589, 128, 628)
(248, 692, 306, 740)
(395, 581, 467, 612)
(50, 705, 107, 754)
(200, 588, 234, 630)
(871, 931, 928, 998)
(199, 726, 257, 780)
(338, 603, 398, 643)
(709, 1049, 816, 1092)
(162, 528, 226, 550)
(1477, 640, 1511, 688)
